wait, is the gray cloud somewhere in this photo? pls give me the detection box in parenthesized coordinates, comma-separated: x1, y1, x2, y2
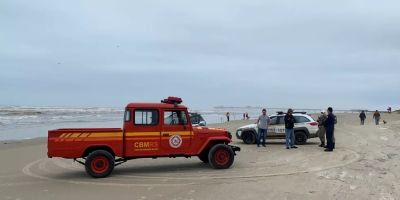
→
(1, 0, 399, 110)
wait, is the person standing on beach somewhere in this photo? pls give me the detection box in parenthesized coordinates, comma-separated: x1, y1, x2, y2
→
(359, 111, 366, 125)
(284, 109, 297, 149)
(255, 108, 270, 147)
(373, 110, 381, 125)
(317, 110, 327, 147)
(324, 107, 335, 152)
(226, 112, 230, 122)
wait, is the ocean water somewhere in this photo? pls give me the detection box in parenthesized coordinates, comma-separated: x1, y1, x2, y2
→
(0, 106, 321, 141)
(0, 106, 123, 140)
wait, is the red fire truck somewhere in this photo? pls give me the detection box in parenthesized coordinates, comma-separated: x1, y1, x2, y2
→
(48, 97, 240, 178)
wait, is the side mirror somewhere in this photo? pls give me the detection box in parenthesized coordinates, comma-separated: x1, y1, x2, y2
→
(199, 121, 206, 126)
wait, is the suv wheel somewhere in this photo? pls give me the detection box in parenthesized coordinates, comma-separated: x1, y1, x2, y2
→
(85, 150, 115, 178)
(295, 132, 307, 145)
(208, 144, 234, 169)
(242, 131, 256, 144)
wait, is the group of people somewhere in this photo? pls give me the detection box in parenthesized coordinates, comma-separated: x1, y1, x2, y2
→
(226, 112, 251, 122)
(359, 110, 385, 125)
(255, 107, 337, 152)
(316, 108, 336, 152)
(242, 112, 250, 120)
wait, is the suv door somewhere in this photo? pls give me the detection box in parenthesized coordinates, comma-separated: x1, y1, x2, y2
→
(267, 116, 278, 136)
(161, 109, 192, 155)
(268, 116, 286, 137)
(275, 116, 286, 136)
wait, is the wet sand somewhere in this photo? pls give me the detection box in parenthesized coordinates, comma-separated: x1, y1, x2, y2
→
(1, 113, 400, 200)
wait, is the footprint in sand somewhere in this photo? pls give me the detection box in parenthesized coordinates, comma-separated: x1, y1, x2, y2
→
(380, 136, 388, 141)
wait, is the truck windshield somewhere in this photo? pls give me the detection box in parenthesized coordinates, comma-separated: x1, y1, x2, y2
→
(164, 110, 188, 125)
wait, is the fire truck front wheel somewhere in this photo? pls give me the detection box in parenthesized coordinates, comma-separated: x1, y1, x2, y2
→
(208, 144, 234, 169)
(85, 150, 115, 178)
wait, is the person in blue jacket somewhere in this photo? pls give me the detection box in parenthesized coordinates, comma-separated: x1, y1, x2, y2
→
(324, 107, 336, 152)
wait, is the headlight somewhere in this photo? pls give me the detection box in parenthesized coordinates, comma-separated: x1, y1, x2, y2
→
(227, 131, 232, 139)
(237, 130, 242, 135)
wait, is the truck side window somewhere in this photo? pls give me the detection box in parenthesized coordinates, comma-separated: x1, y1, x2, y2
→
(164, 110, 188, 125)
(134, 110, 158, 125)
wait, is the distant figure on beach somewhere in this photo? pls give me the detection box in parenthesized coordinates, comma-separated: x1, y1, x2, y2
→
(246, 112, 250, 120)
(359, 111, 366, 125)
(317, 110, 327, 147)
(324, 107, 335, 152)
(388, 107, 392, 114)
(373, 110, 381, 125)
(284, 108, 298, 149)
(226, 112, 230, 122)
(243, 113, 246, 120)
(256, 108, 270, 147)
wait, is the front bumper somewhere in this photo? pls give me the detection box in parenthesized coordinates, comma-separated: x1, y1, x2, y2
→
(230, 145, 241, 155)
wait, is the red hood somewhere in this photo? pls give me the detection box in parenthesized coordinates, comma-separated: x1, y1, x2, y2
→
(193, 126, 227, 135)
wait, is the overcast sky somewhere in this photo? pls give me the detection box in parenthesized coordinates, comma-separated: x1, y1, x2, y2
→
(1, 0, 399, 110)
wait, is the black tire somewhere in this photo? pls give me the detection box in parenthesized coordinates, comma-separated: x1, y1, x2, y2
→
(85, 150, 115, 178)
(295, 132, 308, 145)
(208, 144, 235, 169)
(198, 150, 209, 163)
(242, 131, 256, 144)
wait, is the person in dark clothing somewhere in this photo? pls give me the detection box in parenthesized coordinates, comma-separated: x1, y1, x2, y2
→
(284, 108, 297, 149)
(373, 110, 380, 125)
(324, 107, 335, 152)
(359, 111, 366, 125)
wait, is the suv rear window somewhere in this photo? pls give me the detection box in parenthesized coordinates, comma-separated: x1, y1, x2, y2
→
(294, 116, 310, 123)
(134, 110, 158, 125)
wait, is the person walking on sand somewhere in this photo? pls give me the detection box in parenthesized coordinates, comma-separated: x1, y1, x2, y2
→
(373, 110, 381, 125)
(255, 108, 270, 147)
(359, 110, 366, 125)
(226, 112, 230, 122)
(324, 107, 335, 152)
(317, 110, 327, 147)
(284, 109, 297, 149)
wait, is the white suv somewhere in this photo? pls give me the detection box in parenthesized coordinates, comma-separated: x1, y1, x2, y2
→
(236, 112, 318, 145)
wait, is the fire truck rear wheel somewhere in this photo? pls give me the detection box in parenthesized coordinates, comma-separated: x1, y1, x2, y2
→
(208, 144, 234, 169)
(85, 150, 115, 178)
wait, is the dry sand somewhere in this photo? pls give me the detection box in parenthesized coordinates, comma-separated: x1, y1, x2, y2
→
(1, 113, 400, 200)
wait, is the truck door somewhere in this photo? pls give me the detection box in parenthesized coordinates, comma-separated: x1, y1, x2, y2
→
(161, 109, 192, 155)
(124, 109, 161, 157)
